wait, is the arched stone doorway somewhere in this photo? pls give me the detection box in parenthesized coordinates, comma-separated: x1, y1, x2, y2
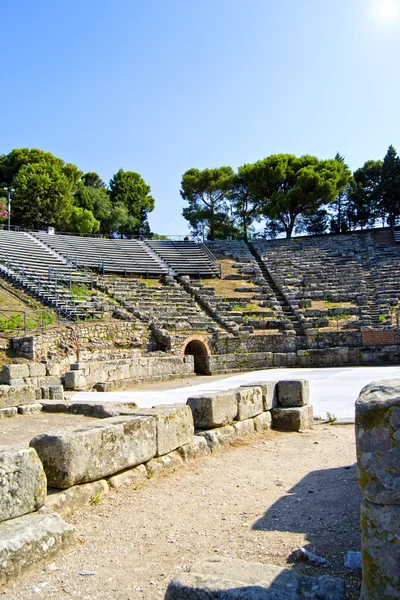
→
(182, 336, 210, 375)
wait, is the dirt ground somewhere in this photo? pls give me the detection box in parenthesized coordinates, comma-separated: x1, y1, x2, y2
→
(1, 423, 362, 600)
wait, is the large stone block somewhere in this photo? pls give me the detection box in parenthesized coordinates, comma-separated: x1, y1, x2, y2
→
(145, 451, 184, 477)
(356, 379, 400, 504)
(177, 436, 211, 462)
(0, 384, 36, 409)
(30, 416, 156, 489)
(165, 557, 345, 600)
(108, 465, 147, 489)
(277, 379, 309, 407)
(271, 405, 313, 432)
(0, 363, 30, 384)
(241, 381, 277, 410)
(46, 480, 109, 517)
(234, 386, 263, 420)
(360, 499, 400, 600)
(132, 404, 194, 456)
(197, 425, 236, 452)
(64, 369, 87, 390)
(0, 448, 47, 523)
(0, 507, 74, 582)
(253, 411, 272, 432)
(233, 418, 255, 438)
(187, 391, 237, 429)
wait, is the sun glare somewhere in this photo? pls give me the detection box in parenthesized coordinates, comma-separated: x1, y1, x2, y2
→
(371, 0, 399, 23)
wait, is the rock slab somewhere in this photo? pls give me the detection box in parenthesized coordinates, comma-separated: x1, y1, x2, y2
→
(242, 381, 277, 410)
(271, 405, 313, 432)
(0, 448, 47, 522)
(356, 379, 400, 504)
(0, 507, 74, 582)
(234, 386, 263, 420)
(30, 415, 156, 488)
(132, 404, 194, 456)
(165, 557, 346, 599)
(187, 391, 237, 429)
(277, 380, 309, 407)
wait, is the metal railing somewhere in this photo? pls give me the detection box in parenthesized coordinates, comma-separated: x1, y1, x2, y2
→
(0, 308, 63, 334)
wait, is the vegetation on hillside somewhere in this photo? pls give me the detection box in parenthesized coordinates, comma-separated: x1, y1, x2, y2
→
(181, 146, 400, 240)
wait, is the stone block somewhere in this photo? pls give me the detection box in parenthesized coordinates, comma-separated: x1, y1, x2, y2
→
(0, 407, 18, 419)
(64, 370, 86, 390)
(132, 404, 194, 456)
(356, 379, 400, 504)
(30, 415, 156, 488)
(0, 507, 74, 582)
(108, 465, 147, 489)
(49, 385, 64, 400)
(38, 376, 62, 387)
(40, 401, 69, 413)
(17, 403, 42, 415)
(271, 405, 312, 431)
(0, 364, 30, 384)
(253, 411, 272, 432)
(0, 385, 36, 409)
(187, 391, 237, 429)
(41, 386, 50, 400)
(0, 448, 47, 522)
(46, 480, 109, 517)
(145, 451, 184, 477)
(177, 436, 211, 462)
(361, 499, 400, 600)
(233, 418, 255, 438)
(197, 425, 236, 452)
(241, 381, 277, 410)
(277, 379, 310, 407)
(28, 363, 46, 378)
(165, 557, 345, 600)
(234, 386, 263, 420)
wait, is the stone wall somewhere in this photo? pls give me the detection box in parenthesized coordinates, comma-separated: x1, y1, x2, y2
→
(64, 355, 195, 391)
(11, 321, 146, 361)
(356, 379, 400, 599)
(206, 345, 400, 374)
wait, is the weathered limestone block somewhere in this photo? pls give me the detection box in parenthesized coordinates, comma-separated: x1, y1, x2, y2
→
(277, 379, 309, 407)
(0, 448, 47, 522)
(0, 363, 30, 384)
(271, 405, 313, 432)
(187, 391, 237, 429)
(108, 465, 147, 489)
(234, 386, 263, 420)
(0, 407, 17, 419)
(64, 369, 87, 390)
(177, 436, 211, 462)
(145, 451, 184, 477)
(165, 557, 346, 600)
(241, 381, 277, 410)
(356, 379, 400, 504)
(40, 401, 69, 413)
(360, 499, 400, 600)
(46, 480, 109, 517)
(49, 385, 64, 400)
(30, 416, 156, 488)
(17, 403, 42, 415)
(253, 411, 272, 432)
(132, 404, 194, 456)
(233, 418, 255, 438)
(0, 384, 36, 409)
(197, 425, 236, 452)
(0, 507, 74, 582)
(28, 363, 46, 378)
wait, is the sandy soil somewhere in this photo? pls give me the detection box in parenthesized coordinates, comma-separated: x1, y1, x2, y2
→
(2, 423, 362, 600)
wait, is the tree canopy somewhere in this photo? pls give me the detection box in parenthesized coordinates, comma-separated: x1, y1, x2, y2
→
(180, 166, 234, 240)
(0, 148, 154, 236)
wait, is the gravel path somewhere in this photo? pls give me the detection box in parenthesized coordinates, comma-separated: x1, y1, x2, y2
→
(2, 423, 362, 600)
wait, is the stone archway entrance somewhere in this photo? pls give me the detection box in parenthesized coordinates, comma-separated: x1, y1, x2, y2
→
(182, 336, 210, 375)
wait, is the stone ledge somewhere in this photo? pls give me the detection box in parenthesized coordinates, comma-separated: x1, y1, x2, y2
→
(0, 507, 74, 583)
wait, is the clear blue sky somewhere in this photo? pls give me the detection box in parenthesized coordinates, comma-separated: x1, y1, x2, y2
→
(1, 0, 399, 235)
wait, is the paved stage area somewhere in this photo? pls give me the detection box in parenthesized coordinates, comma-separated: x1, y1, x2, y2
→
(72, 365, 400, 419)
